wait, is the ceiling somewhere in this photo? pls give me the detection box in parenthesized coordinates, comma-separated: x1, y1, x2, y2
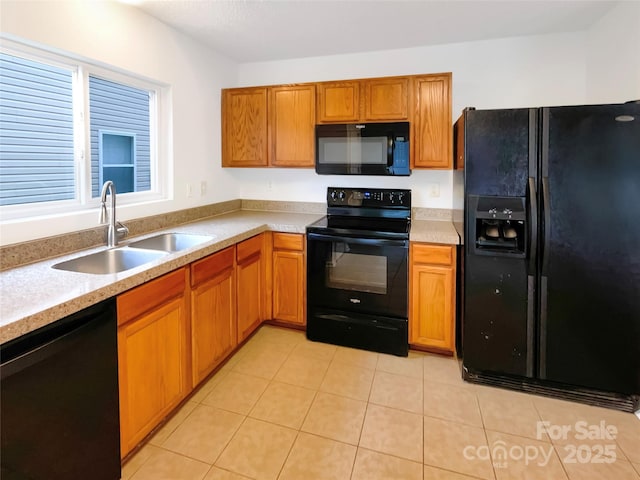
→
(129, 0, 618, 63)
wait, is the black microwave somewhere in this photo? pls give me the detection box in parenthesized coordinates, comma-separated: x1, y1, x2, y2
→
(315, 122, 410, 176)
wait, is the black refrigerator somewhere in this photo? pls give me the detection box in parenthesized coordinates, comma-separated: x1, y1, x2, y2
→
(460, 102, 640, 412)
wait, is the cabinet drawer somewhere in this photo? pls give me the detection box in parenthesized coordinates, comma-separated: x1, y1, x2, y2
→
(191, 246, 235, 287)
(117, 268, 187, 326)
(412, 243, 454, 266)
(273, 232, 304, 251)
(237, 234, 263, 262)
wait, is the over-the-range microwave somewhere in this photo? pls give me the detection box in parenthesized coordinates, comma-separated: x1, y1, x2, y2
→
(315, 122, 410, 176)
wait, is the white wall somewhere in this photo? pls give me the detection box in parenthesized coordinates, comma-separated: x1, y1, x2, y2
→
(234, 32, 588, 208)
(586, 1, 640, 103)
(0, 0, 239, 245)
(1, 1, 632, 245)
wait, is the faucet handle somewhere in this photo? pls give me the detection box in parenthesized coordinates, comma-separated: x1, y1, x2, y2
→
(116, 222, 129, 240)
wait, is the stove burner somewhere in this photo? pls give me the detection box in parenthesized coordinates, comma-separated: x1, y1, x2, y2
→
(307, 187, 412, 240)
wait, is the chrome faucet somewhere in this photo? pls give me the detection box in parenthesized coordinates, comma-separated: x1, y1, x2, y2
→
(99, 181, 129, 247)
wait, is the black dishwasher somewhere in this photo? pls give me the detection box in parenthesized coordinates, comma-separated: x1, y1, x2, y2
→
(1, 299, 121, 480)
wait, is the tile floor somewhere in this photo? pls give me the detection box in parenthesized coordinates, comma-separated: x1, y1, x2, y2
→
(122, 325, 640, 480)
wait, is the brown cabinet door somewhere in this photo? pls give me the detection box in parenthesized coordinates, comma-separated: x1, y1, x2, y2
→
(272, 233, 305, 326)
(411, 74, 452, 169)
(362, 77, 409, 121)
(454, 111, 465, 170)
(409, 244, 456, 353)
(117, 270, 189, 457)
(270, 85, 316, 167)
(236, 235, 264, 342)
(222, 87, 268, 166)
(272, 237, 305, 325)
(190, 247, 236, 387)
(316, 81, 360, 123)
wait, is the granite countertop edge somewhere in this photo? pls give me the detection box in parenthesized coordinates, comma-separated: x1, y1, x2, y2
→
(1, 211, 460, 344)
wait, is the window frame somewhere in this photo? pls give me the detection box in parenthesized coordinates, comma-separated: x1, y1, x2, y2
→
(0, 37, 170, 222)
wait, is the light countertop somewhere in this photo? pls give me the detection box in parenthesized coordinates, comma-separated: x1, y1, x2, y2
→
(1, 210, 459, 344)
(410, 219, 461, 245)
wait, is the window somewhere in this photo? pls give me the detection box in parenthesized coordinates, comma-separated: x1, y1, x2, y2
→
(90, 76, 151, 197)
(0, 41, 167, 219)
(0, 54, 75, 206)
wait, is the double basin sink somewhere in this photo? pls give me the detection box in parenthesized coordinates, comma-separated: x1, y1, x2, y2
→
(52, 233, 215, 274)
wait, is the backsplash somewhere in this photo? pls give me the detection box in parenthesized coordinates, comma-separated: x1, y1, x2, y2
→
(0, 200, 241, 271)
(241, 199, 325, 214)
(412, 207, 453, 221)
(0, 200, 457, 271)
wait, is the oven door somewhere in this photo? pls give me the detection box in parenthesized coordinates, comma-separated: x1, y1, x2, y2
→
(306, 232, 408, 318)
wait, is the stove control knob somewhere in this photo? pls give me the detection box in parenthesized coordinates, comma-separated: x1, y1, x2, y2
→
(397, 193, 405, 203)
(389, 192, 395, 203)
(330, 190, 345, 202)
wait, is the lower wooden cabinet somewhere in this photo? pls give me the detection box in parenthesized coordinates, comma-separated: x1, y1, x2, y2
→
(409, 243, 456, 353)
(117, 268, 190, 458)
(236, 234, 266, 342)
(190, 247, 236, 387)
(272, 233, 305, 325)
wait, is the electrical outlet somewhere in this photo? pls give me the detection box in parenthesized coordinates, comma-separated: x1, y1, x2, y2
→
(200, 181, 207, 196)
(428, 183, 440, 198)
(186, 183, 193, 198)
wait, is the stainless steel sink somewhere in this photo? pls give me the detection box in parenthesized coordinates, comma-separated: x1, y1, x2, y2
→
(52, 247, 168, 274)
(127, 233, 214, 252)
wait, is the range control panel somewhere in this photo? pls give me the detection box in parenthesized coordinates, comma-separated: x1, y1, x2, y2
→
(327, 187, 411, 209)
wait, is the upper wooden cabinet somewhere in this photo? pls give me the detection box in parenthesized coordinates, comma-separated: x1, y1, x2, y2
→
(362, 77, 409, 121)
(270, 85, 316, 167)
(316, 77, 409, 123)
(222, 87, 268, 167)
(222, 72, 452, 169)
(453, 110, 465, 170)
(411, 73, 452, 169)
(222, 85, 315, 167)
(316, 81, 360, 123)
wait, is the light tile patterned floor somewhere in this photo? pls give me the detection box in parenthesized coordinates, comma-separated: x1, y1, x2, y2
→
(122, 325, 640, 480)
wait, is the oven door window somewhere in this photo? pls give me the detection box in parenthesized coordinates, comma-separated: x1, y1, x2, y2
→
(326, 243, 387, 294)
(307, 233, 408, 318)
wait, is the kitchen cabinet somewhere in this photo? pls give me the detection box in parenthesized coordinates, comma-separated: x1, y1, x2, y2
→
(362, 77, 410, 121)
(222, 84, 315, 168)
(190, 247, 236, 387)
(316, 77, 410, 123)
(222, 87, 269, 167)
(316, 81, 360, 123)
(222, 73, 452, 169)
(272, 232, 305, 326)
(270, 84, 316, 167)
(453, 108, 465, 170)
(236, 234, 266, 342)
(117, 268, 190, 457)
(411, 73, 453, 169)
(409, 243, 456, 354)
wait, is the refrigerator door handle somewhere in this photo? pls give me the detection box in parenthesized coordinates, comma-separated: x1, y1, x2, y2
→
(541, 176, 551, 275)
(528, 177, 538, 273)
(539, 275, 548, 378)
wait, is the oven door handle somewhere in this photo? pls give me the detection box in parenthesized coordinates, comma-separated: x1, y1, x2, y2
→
(307, 232, 408, 247)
